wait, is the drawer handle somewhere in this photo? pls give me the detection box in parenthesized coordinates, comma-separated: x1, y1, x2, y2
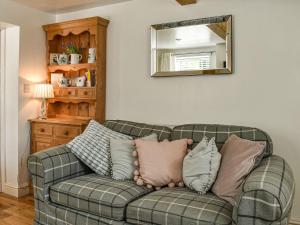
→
(84, 91, 88, 95)
(64, 131, 69, 136)
(68, 91, 72, 95)
(40, 128, 45, 133)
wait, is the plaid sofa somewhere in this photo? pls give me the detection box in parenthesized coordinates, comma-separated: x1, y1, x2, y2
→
(28, 120, 295, 225)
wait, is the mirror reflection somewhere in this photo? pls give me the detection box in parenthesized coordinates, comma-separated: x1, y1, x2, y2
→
(151, 15, 232, 76)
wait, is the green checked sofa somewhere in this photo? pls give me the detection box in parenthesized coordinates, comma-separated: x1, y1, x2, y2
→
(28, 120, 295, 225)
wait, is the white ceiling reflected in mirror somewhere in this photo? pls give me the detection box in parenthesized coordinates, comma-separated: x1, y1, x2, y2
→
(151, 15, 232, 77)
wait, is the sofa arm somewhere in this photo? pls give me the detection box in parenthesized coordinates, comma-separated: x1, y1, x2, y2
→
(28, 145, 90, 201)
(233, 155, 295, 224)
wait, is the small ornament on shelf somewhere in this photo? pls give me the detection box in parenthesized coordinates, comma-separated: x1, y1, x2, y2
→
(56, 53, 69, 65)
(58, 77, 69, 87)
(66, 44, 83, 64)
(86, 70, 92, 87)
(76, 76, 86, 87)
(91, 71, 96, 87)
(50, 73, 64, 87)
(88, 48, 96, 63)
(50, 53, 59, 65)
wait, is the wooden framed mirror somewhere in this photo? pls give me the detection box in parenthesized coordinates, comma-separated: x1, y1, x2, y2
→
(151, 15, 232, 77)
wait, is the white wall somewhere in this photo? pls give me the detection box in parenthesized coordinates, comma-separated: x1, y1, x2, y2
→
(57, 0, 300, 221)
(0, 0, 55, 195)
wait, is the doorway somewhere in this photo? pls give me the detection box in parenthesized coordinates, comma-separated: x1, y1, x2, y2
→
(0, 26, 5, 192)
(0, 23, 21, 196)
(0, 26, 4, 192)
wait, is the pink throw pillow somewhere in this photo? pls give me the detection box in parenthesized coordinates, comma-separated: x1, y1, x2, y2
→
(133, 139, 191, 189)
(212, 134, 265, 205)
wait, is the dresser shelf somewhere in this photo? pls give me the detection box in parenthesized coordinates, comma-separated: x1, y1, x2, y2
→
(48, 63, 97, 72)
(48, 98, 96, 104)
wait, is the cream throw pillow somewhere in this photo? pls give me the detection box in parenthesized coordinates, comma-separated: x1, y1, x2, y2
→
(183, 136, 221, 194)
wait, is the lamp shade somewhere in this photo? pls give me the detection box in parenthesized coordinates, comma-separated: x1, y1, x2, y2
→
(33, 84, 54, 99)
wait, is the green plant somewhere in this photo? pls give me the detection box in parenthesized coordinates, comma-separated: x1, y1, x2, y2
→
(65, 44, 80, 54)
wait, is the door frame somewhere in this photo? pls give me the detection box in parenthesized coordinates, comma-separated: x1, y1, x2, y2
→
(0, 28, 6, 192)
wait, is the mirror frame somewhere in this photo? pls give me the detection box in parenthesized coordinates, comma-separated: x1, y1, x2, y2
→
(151, 15, 232, 77)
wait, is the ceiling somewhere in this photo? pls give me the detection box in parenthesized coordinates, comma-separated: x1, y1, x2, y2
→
(9, 0, 132, 13)
(156, 24, 225, 49)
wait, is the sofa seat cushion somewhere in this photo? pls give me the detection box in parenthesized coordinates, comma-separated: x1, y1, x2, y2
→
(49, 173, 152, 221)
(126, 188, 233, 225)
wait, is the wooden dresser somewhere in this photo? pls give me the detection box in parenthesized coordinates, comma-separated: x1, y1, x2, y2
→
(30, 118, 87, 153)
(30, 17, 109, 153)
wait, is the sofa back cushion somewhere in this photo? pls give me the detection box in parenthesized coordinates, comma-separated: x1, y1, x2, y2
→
(171, 124, 273, 158)
(103, 120, 172, 141)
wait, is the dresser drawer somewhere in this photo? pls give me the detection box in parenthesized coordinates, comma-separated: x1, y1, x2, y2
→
(54, 138, 73, 145)
(60, 89, 76, 97)
(32, 123, 53, 136)
(77, 89, 95, 98)
(32, 137, 53, 153)
(54, 125, 80, 138)
(36, 142, 52, 152)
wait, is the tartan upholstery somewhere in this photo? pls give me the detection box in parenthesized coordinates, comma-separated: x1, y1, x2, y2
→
(103, 120, 172, 141)
(28, 145, 91, 202)
(33, 198, 131, 225)
(28, 121, 295, 225)
(232, 216, 290, 225)
(50, 174, 152, 221)
(232, 155, 295, 225)
(171, 124, 273, 158)
(126, 188, 233, 225)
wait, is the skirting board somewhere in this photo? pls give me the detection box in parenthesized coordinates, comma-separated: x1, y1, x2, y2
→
(291, 217, 300, 225)
(3, 184, 29, 197)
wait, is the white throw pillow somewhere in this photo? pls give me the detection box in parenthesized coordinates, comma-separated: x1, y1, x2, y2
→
(183, 136, 221, 194)
(67, 120, 132, 176)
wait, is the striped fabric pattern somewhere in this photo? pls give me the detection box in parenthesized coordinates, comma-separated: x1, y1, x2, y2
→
(67, 120, 132, 176)
(126, 188, 233, 225)
(232, 155, 295, 224)
(103, 120, 172, 141)
(50, 174, 152, 221)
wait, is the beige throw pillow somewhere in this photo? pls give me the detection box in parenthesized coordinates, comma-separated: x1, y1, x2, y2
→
(212, 134, 265, 205)
(133, 139, 190, 188)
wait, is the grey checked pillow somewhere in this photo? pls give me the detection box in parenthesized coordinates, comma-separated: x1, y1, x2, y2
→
(67, 120, 132, 176)
(183, 136, 221, 194)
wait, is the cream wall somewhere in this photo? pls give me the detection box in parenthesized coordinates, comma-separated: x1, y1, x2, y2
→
(57, 0, 300, 221)
(0, 0, 55, 194)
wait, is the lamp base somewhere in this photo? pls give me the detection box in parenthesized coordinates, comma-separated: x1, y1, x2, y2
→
(39, 98, 48, 120)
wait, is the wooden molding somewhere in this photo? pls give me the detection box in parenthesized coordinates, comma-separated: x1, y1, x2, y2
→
(176, 0, 197, 5)
(3, 184, 29, 198)
(207, 23, 227, 40)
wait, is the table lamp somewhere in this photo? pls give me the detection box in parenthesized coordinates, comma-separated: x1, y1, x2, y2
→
(33, 84, 54, 119)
